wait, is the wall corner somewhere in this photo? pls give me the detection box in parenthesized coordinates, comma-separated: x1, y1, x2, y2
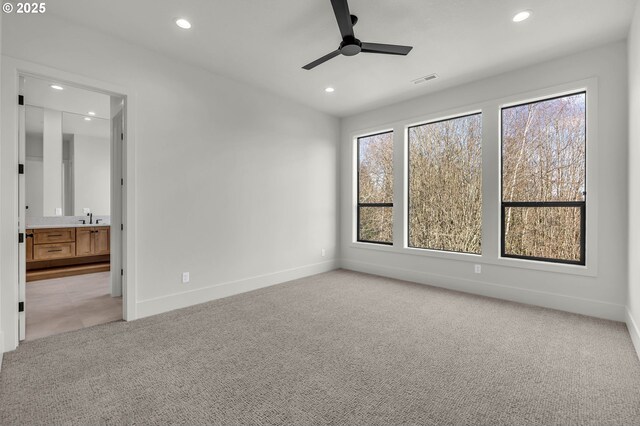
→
(626, 308, 640, 361)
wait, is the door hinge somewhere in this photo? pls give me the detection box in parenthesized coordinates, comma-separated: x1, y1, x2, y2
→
(121, 178, 124, 186)
(18, 95, 24, 106)
(121, 133, 124, 141)
(18, 233, 24, 243)
(121, 269, 124, 276)
(18, 301, 24, 312)
(18, 164, 24, 174)
(121, 224, 124, 231)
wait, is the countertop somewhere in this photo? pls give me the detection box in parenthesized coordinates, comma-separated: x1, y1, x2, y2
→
(27, 223, 111, 229)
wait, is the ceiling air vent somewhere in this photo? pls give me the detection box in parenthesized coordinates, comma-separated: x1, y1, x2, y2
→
(412, 74, 438, 85)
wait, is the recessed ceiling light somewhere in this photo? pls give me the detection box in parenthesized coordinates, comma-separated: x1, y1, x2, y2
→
(88, 111, 96, 116)
(50, 85, 63, 90)
(175, 18, 191, 29)
(325, 87, 335, 93)
(84, 117, 92, 121)
(513, 10, 532, 22)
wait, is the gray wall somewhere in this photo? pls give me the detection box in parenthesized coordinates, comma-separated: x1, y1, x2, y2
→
(628, 2, 640, 354)
(0, 5, 3, 359)
(1, 13, 339, 350)
(341, 41, 629, 321)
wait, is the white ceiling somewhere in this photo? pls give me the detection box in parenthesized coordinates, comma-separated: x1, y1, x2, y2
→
(47, 0, 637, 117)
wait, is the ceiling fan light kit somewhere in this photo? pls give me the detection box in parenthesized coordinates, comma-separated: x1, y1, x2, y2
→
(303, 0, 413, 70)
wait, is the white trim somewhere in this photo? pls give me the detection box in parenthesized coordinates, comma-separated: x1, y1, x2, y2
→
(136, 260, 339, 319)
(1, 56, 137, 351)
(347, 78, 598, 277)
(341, 258, 624, 321)
(626, 308, 640, 361)
(348, 241, 594, 277)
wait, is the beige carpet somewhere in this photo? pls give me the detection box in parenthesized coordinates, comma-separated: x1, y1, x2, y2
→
(1, 269, 639, 425)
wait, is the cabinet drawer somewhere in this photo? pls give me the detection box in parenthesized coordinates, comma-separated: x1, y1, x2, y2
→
(33, 243, 76, 260)
(34, 228, 75, 244)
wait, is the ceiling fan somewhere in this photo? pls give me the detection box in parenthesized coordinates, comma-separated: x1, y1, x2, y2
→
(302, 0, 413, 70)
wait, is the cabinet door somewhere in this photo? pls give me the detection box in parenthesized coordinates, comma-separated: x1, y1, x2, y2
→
(93, 228, 110, 255)
(76, 228, 93, 256)
(26, 230, 33, 262)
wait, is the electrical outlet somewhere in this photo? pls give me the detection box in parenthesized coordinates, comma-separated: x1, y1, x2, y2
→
(321, 248, 326, 257)
(182, 272, 190, 283)
(474, 264, 482, 274)
(55, 207, 62, 216)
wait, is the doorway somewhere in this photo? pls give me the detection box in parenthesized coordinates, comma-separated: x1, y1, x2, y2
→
(18, 74, 126, 341)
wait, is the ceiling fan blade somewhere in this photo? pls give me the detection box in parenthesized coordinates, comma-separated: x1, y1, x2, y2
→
(330, 0, 354, 38)
(302, 50, 341, 70)
(361, 42, 413, 56)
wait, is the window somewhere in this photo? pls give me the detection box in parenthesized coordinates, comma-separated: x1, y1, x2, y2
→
(501, 92, 586, 265)
(408, 113, 482, 254)
(357, 131, 394, 244)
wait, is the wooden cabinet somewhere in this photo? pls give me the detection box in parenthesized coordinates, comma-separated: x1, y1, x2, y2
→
(34, 242, 76, 260)
(26, 232, 34, 262)
(76, 227, 110, 257)
(26, 225, 110, 261)
(26, 225, 111, 282)
(76, 228, 93, 256)
(33, 228, 75, 245)
(94, 228, 110, 255)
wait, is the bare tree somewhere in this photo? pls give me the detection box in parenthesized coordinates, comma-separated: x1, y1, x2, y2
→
(358, 132, 393, 243)
(408, 114, 482, 253)
(502, 93, 586, 261)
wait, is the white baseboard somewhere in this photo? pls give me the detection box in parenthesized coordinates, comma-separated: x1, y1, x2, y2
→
(626, 308, 640, 361)
(341, 259, 625, 322)
(136, 260, 339, 319)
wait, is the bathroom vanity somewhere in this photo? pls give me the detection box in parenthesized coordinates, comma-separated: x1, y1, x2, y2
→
(26, 224, 111, 281)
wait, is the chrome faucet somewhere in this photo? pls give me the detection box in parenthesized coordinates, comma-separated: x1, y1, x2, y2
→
(87, 212, 93, 224)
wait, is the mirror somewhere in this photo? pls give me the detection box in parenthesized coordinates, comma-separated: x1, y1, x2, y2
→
(25, 106, 111, 217)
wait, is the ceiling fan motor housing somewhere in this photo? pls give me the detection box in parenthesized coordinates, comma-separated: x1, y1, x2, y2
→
(340, 36, 362, 56)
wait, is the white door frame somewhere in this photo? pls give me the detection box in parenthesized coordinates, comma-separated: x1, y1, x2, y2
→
(17, 76, 26, 341)
(1, 57, 137, 352)
(111, 108, 124, 297)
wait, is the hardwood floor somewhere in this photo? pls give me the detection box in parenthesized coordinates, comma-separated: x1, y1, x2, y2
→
(26, 271, 122, 341)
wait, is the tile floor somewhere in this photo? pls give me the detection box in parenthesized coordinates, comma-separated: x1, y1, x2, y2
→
(26, 271, 122, 341)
